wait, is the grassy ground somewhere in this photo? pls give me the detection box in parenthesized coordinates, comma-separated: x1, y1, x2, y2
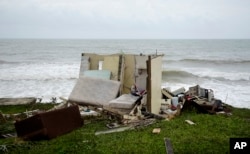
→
(0, 104, 249, 154)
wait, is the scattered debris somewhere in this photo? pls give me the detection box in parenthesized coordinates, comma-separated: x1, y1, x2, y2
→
(95, 126, 134, 136)
(161, 84, 231, 117)
(1, 109, 41, 121)
(162, 89, 173, 99)
(171, 87, 185, 96)
(0, 145, 8, 153)
(50, 97, 57, 103)
(0, 133, 16, 138)
(36, 97, 43, 103)
(106, 123, 120, 129)
(185, 120, 195, 125)
(164, 138, 174, 154)
(0, 53, 234, 142)
(95, 118, 156, 136)
(152, 128, 161, 134)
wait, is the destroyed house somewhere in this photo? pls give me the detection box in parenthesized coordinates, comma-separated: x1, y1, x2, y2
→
(68, 53, 163, 115)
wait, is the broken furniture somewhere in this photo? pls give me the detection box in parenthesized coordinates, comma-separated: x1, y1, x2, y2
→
(187, 85, 214, 102)
(180, 85, 231, 114)
(14, 105, 83, 140)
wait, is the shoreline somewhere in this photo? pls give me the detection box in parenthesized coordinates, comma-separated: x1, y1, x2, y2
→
(0, 96, 249, 110)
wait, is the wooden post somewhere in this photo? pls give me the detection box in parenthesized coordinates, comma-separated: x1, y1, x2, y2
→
(164, 138, 174, 154)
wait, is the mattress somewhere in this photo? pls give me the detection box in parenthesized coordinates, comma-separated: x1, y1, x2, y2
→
(69, 77, 121, 106)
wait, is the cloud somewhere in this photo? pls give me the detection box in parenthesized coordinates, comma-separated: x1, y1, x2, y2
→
(0, 0, 250, 38)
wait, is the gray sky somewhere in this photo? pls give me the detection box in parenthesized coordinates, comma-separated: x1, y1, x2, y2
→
(0, 0, 250, 39)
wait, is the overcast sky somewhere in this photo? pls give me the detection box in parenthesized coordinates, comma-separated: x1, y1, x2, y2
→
(0, 0, 250, 39)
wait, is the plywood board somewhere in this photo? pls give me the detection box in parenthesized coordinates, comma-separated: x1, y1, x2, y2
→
(103, 55, 120, 80)
(81, 53, 137, 95)
(147, 56, 162, 114)
(82, 53, 104, 70)
(122, 55, 136, 94)
(135, 55, 148, 69)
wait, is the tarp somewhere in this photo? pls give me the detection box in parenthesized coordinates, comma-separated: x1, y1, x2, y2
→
(68, 77, 121, 106)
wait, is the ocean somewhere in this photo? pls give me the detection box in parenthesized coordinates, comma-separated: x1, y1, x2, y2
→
(0, 39, 249, 108)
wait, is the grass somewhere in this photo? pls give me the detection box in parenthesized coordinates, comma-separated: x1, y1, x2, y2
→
(0, 104, 250, 154)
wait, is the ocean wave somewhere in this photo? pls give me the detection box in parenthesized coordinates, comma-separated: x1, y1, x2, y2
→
(0, 77, 77, 82)
(0, 62, 80, 81)
(0, 60, 6, 64)
(162, 69, 250, 82)
(162, 70, 198, 78)
(0, 59, 19, 64)
(163, 58, 250, 64)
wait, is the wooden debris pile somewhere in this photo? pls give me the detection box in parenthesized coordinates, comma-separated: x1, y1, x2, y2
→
(160, 84, 232, 116)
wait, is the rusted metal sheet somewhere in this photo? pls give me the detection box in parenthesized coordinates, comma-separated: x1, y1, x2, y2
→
(14, 105, 83, 140)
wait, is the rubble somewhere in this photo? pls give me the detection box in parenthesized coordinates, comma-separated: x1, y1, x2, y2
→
(0, 53, 233, 141)
(160, 84, 231, 117)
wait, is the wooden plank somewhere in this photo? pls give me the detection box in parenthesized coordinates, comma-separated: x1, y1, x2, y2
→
(148, 56, 163, 114)
(185, 120, 195, 125)
(146, 57, 152, 112)
(122, 54, 136, 94)
(95, 126, 133, 135)
(164, 138, 174, 154)
(103, 55, 120, 80)
(82, 53, 104, 70)
(162, 89, 173, 99)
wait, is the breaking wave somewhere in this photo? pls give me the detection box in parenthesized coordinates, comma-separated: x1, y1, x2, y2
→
(0, 77, 77, 82)
(162, 70, 250, 82)
(0, 62, 80, 81)
(162, 70, 197, 78)
(0, 59, 19, 65)
(163, 58, 250, 65)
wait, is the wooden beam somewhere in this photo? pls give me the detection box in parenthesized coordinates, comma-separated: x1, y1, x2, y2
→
(164, 138, 174, 154)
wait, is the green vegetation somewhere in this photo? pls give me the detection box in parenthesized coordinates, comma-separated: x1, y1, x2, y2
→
(0, 104, 249, 154)
(0, 103, 55, 114)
